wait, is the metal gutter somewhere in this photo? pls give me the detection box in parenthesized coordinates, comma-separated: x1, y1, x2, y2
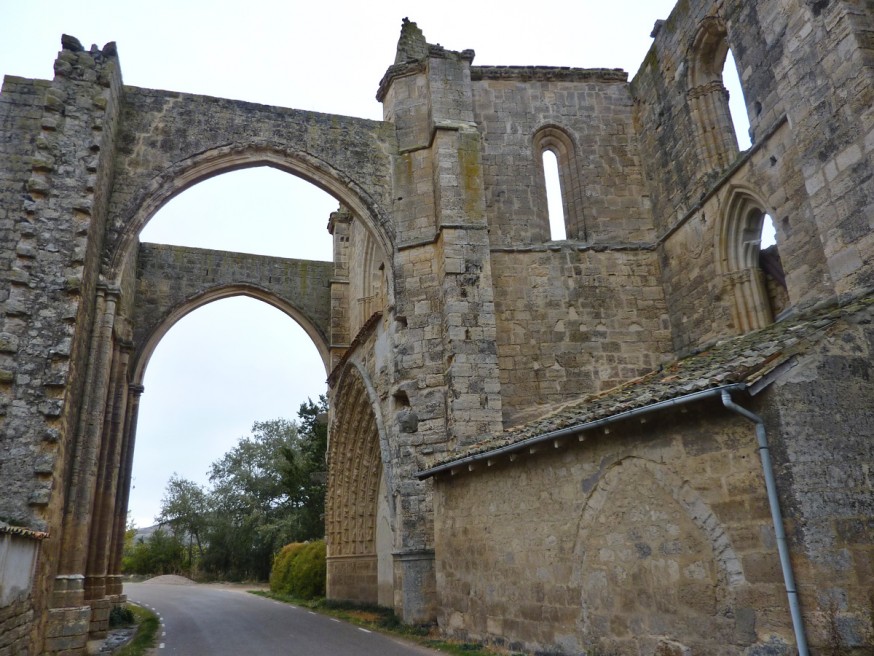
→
(721, 390, 810, 656)
(415, 383, 747, 480)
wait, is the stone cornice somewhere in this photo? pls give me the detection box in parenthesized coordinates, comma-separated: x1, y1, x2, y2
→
(471, 66, 628, 83)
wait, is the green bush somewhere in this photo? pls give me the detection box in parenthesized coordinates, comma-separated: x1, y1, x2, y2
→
(269, 540, 325, 599)
(269, 542, 307, 593)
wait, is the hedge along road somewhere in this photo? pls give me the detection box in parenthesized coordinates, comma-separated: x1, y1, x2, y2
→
(125, 580, 444, 655)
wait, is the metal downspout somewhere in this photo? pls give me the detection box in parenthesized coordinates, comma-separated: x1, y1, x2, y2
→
(721, 390, 810, 656)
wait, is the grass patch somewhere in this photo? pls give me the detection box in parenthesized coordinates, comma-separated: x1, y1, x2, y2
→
(114, 604, 160, 656)
(250, 592, 508, 654)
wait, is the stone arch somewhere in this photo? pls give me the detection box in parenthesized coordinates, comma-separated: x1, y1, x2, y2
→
(326, 362, 395, 604)
(717, 186, 785, 333)
(131, 284, 331, 385)
(349, 221, 388, 336)
(687, 16, 740, 172)
(533, 125, 585, 241)
(105, 147, 395, 303)
(573, 456, 744, 650)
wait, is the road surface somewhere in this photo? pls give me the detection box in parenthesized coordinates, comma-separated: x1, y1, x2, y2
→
(125, 581, 443, 656)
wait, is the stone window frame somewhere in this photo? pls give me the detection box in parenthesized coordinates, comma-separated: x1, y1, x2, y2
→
(532, 124, 586, 241)
(686, 16, 741, 174)
(717, 186, 779, 333)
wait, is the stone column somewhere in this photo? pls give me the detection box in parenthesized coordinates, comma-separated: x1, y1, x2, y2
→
(47, 285, 118, 654)
(106, 383, 144, 598)
(85, 337, 132, 638)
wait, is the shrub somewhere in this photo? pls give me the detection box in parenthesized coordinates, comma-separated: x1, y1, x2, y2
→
(269, 540, 326, 599)
(109, 605, 135, 628)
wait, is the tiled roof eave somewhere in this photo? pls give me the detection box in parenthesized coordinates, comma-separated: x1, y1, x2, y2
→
(416, 382, 748, 480)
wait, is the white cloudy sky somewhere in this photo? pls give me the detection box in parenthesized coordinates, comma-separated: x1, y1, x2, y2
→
(3, 0, 754, 527)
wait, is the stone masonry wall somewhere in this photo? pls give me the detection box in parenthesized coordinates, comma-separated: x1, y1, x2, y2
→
(472, 69, 654, 248)
(0, 596, 33, 655)
(764, 316, 874, 650)
(433, 400, 794, 655)
(632, 0, 874, 352)
(131, 242, 333, 368)
(491, 248, 672, 425)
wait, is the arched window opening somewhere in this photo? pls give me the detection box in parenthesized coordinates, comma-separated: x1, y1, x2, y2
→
(723, 49, 751, 150)
(720, 192, 788, 333)
(758, 213, 789, 320)
(687, 17, 746, 172)
(533, 126, 584, 241)
(543, 149, 567, 241)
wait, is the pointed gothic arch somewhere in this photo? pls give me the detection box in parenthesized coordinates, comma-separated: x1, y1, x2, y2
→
(573, 457, 745, 650)
(105, 148, 396, 309)
(687, 16, 740, 172)
(717, 187, 785, 333)
(326, 363, 394, 604)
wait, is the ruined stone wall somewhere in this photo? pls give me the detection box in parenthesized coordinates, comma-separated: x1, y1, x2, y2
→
(0, 39, 123, 653)
(632, 0, 874, 352)
(467, 69, 671, 425)
(491, 249, 671, 425)
(764, 316, 874, 650)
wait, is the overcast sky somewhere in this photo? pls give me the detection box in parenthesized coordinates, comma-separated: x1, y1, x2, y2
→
(3, 0, 754, 527)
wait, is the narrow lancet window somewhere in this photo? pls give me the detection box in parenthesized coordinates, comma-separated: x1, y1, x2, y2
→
(543, 150, 567, 240)
(723, 49, 751, 150)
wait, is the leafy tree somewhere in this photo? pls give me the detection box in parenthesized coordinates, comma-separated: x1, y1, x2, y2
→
(201, 418, 305, 580)
(140, 397, 329, 582)
(157, 475, 208, 576)
(279, 396, 328, 541)
(122, 527, 186, 575)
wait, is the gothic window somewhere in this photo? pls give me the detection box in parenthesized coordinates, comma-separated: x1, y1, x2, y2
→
(687, 17, 745, 172)
(533, 126, 584, 241)
(542, 150, 567, 240)
(718, 189, 787, 333)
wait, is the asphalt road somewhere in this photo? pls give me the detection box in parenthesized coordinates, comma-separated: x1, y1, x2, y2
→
(125, 582, 443, 656)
